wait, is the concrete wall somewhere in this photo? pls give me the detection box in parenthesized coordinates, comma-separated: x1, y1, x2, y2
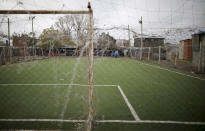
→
(192, 33, 205, 73)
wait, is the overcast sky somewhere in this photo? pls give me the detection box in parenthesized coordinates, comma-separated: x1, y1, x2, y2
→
(0, 0, 205, 43)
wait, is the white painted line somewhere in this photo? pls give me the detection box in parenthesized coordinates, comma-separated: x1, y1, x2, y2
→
(97, 120, 205, 125)
(138, 62, 205, 81)
(80, 84, 117, 87)
(0, 84, 80, 86)
(1, 119, 205, 125)
(0, 119, 85, 123)
(0, 84, 118, 87)
(117, 85, 140, 121)
(139, 120, 205, 125)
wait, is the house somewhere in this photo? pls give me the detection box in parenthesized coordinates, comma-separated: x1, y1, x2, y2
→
(178, 39, 192, 60)
(13, 35, 28, 47)
(116, 39, 129, 47)
(13, 35, 29, 56)
(192, 31, 205, 73)
(134, 37, 164, 47)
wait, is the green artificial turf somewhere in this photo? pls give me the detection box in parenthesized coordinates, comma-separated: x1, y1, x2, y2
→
(0, 57, 205, 130)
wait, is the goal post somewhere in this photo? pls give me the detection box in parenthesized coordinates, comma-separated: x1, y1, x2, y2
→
(0, 4, 94, 131)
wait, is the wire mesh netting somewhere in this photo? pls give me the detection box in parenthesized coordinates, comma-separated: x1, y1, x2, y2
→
(1, 0, 205, 131)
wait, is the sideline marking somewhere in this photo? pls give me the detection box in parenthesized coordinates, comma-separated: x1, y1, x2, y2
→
(117, 85, 140, 121)
(1, 119, 205, 125)
(138, 61, 205, 81)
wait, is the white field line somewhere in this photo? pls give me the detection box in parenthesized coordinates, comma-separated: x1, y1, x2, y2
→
(97, 120, 205, 125)
(0, 84, 118, 87)
(1, 119, 205, 125)
(138, 62, 205, 81)
(80, 84, 117, 87)
(0, 119, 85, 123)
(0, 84, 80, 86)
(117, 85, 140, 121)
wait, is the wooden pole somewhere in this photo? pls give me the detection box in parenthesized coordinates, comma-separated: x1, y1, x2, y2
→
(7, 18, 10, 46)
(0, 10, 90, 14)
(87, 7, 94, 131)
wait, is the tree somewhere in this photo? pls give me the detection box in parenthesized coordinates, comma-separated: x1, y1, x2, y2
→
(55, 15, 89, 47)
(37, 27, 75, 48)
(97, 33, 117, 49)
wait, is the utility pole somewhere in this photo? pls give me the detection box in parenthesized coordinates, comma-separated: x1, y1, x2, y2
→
(30, 16, 35, 56)
(8, 18, 10, 46)
(139, 16, 143, 60)
(128, 25, 131, 57)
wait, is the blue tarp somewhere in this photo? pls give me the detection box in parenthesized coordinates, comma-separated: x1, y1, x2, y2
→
(196, 31, 205, 35)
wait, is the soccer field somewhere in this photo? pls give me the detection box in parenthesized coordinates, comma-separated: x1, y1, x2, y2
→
(0, 57, 205, 130)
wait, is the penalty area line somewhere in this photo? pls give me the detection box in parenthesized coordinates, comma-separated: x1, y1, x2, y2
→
(117, 85, 140, 121)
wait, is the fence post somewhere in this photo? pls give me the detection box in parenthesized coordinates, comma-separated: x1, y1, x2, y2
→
(9, 46, 12, 64)
(148, 47, 151, 61)
(3, 47, 5, 65)
(158, 46, 161, 64)
(175, 46, 178, 66)
(24, 46, 26, 60)
(198, 41, 202, 72)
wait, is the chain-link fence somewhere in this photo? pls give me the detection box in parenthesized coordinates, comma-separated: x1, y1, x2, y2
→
(1, 41, 205, 130)
(130, 44, 205, 73)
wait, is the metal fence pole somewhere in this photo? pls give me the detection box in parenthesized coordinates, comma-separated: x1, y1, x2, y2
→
(158, 46, 161, 64)
(148, 47, 151, 61)
(175, 46, 178, 66)
(198, 41, 202, 72)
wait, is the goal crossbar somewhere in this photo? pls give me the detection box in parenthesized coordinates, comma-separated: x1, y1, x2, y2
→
(0, 10, 90, 14)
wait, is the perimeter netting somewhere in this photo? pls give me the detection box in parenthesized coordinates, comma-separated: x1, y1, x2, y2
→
(1, 1, 205, 131)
